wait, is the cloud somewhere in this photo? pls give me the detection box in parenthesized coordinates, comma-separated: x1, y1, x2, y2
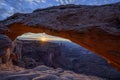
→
(55, 0, 75, 4)
(0, 0, 120, 20)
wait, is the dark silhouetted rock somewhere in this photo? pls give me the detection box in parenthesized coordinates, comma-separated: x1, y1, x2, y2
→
(0, 34, 12, 63)
(0, 65, 104, 80)
(0, 26, 9, 34)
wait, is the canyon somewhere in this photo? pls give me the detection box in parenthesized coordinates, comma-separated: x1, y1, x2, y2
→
(11, 33, 120, 79)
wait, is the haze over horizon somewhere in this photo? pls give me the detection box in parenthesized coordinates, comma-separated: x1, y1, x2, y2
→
(17, 32, 71, 42)
(0, 0, 120, 20)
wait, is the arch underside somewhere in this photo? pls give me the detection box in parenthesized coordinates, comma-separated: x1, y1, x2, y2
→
(6, 23, 120, 70)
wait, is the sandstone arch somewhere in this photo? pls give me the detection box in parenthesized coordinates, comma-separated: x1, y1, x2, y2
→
(4, 23, 120, 70)
(0, 3, 120, 70)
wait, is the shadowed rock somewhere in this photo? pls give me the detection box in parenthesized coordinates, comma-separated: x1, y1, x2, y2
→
(0, 65, 105, 80)
(0, 34, 12, 64)
(0, 26, 9, 34)
(12, 38, 69, 69)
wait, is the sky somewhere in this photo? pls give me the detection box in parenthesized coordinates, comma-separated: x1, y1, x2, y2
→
(17, 32, 71, 42)
(0, 0, 120, 20)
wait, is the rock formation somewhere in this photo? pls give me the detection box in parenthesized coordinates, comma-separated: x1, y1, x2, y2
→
(0, 3, 120, 70)
(10, 33, 120, 79)
(0, 34, 12, 64)
(0, 65, 105, 80)
(12, 39, 69, 69)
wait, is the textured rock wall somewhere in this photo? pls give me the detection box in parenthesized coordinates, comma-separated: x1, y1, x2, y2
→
(5, 22, 120, 70)
(0, 65, 105, 80)
(0, 34, 12, 64)
(12, 39, 69, 69)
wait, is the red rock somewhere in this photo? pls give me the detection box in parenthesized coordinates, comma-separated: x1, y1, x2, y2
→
(0, 3, 120, 70)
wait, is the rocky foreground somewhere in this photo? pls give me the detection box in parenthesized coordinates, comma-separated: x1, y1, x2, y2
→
(0, 65, 105, 80)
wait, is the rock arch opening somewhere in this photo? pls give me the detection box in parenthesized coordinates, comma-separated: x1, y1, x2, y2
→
(11, 32, 120, 79)
(6, 23, 120, 70)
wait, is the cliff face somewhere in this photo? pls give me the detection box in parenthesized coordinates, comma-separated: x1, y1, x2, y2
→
(0, 3, 120, 69)
(12, 39, 69, 69)
(0, 34, 12, 64)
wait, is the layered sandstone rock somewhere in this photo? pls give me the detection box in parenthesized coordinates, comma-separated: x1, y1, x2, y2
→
(0, 34, 12, 64)
(0, 33, 106, 80)
(0, 2, 120, 70)
(12, 39, 69, 69)
(0, 26, 9, 34)
(0, 65, 104, 80)
(11, 33, 120, 79)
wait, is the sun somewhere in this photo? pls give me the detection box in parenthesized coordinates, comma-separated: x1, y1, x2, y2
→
(40, 37, 48, 42)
